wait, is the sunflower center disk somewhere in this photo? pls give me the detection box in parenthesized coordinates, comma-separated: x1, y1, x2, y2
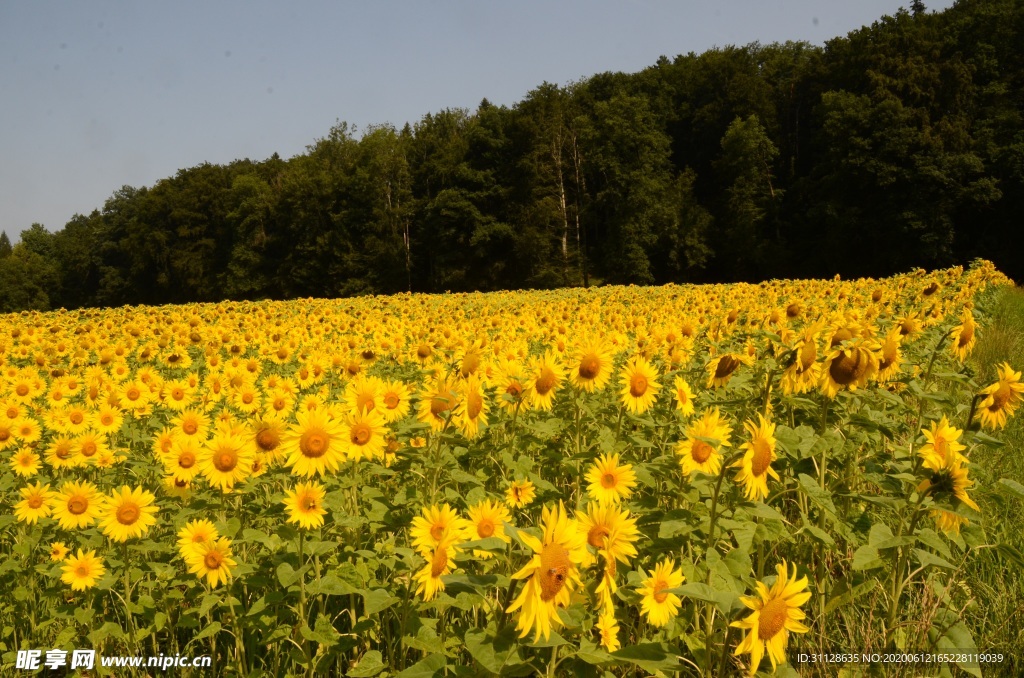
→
(117, 503, 140, 525)
(988, 385, 1011, 412)
(758, 597, 789, 640)
(535, 370, 556, 396)
(28, 497, 43, 509)
(601, 472, 618, 489)
(477, 521, 495, 538)
(256, 429, 280, 451)
(751, 439, 773, 477)
(653, 580, 669, 604)
(430, 525, 446, 541)
(204, 552, 223, 569)
(430, 547, 448, 577)
(538, 543, 571, 601)
(691, 441, 714, 464)
(300, 431, 329, 458)
(300, 496, 318, 511)
(587, 526, 610, 550)
(384, 394, 400, 409)
(629, 375, 648, 397)
(829, 350, 864, 385)
(467, 394, 483, 419)
(68, 497, 88, 515)
(214, 450, 238, 472)
(81, 442, 97, 457)
(578, 356, 600, 380)
(179, 452, 196, 469)
(351, 425, 371, 446)
(715, 356, 741, 379)
(430, 396, 452, 417)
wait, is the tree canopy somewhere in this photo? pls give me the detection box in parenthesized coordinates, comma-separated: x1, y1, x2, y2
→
(2, 0, 1020, 312)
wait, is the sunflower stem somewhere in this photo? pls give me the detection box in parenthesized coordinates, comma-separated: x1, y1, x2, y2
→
(613, 404, 624, 443)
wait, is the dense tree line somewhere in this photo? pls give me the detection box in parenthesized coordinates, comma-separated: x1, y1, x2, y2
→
(2, 0, 1021, 313)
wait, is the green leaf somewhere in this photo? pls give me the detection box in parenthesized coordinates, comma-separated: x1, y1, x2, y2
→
(362, 588, 399, 616)
(824, 578, 876, 614)
(396, 653, 446, 678)
(199, 593, 220, 616)
(913, 548, 955, 570)
(195, 622, 221, 641)
(611, 643, 681, 672)
(525, 630, 568, 648)
(935, 622, 981, 677)
(802, 525, 835, 546)
(456, 537, 510, 553)
(309, 574, 359, 596)
(798, 474, 836, 515)
(464, 625, 519, 674)
(276, 562, 299, 587)
(851, 545, 884, 571)
(301, 615, 340, 647)
(348, 650, 385, 677)
(997, 478, 1024, 500)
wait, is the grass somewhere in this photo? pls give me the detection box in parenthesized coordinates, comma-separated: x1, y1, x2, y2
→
(965, 285, 1024, 672)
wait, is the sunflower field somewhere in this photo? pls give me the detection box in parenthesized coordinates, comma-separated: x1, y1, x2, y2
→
(1, 259, 1023, 677)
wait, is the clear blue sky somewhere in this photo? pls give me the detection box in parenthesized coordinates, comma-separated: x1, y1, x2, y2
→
(0, 0, 953, 242)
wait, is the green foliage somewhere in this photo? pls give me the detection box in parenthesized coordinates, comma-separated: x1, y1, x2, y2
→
(4, 0, 1024, 313)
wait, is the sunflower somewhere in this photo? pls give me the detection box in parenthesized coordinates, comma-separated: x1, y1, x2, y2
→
(731, 561, 811, 676)
(44, 436, 82, 470)
(585, 453, 637, 505)
(416, 375, 461, 431)
(343, 375, 382, 417)
(454, 374, 489, 440)
(343, 407, 388, 462)
(577, 504, 639, 570)
(918, 455, 980, 535)
(186, 537, 237, 588)
(637, 558, 685, 627)
(410, 504, 470, 556)
(171, 408, 210, 442)
(99, 486, 159, 542)
(618, 355, 661, 414)
(177, 519, 220, 561)
(525, 350, 565, 412)
(413, 533, 459, 602)
(875, 327, 903, 383)
(493, 360, 530, 414)
(61, 549, 106, 591)
(282, 481, 327, 530)
(676, 408, 732, 477)
(506, 478, 536, 509)
(569, 337, 615, 393)
(820, 340, 879, 399)
(244, 414, 287, 463)
(164, 438, 203, 483)
(706, 352, 752, 389)
(465, 499, 512, 559)
(281, 408, 346, 477)
(672, 376, 696, 417)
(731, 414, 779, 502)
(918, 416, 966, 468)
(506, 502, 588, 642)
(49, 541, 70, 562)
(596, 611, 621, 652)
(51, 480, 104, 530)
(977, 362, 1024, 430)
(199, 430, 254, 492)
(14, 482, 53, 525)
(10, 449, 41, 477)
(378, 379, 412, 423)
(950, 308, 977, 362)
(0, 420, 16, 451)
(780, 325, 821, 396)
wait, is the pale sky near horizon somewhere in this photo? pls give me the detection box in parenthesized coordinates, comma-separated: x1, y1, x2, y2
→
(0, 0, 955, 243)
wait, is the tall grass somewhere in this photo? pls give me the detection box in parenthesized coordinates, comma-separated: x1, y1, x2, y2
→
(966, 285, 1024, 670)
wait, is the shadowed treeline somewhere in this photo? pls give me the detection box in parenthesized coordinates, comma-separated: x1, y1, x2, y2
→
(1, 0, 1020, 312)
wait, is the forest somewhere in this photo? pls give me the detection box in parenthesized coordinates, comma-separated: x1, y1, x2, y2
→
(1, 0, 1021, 313)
